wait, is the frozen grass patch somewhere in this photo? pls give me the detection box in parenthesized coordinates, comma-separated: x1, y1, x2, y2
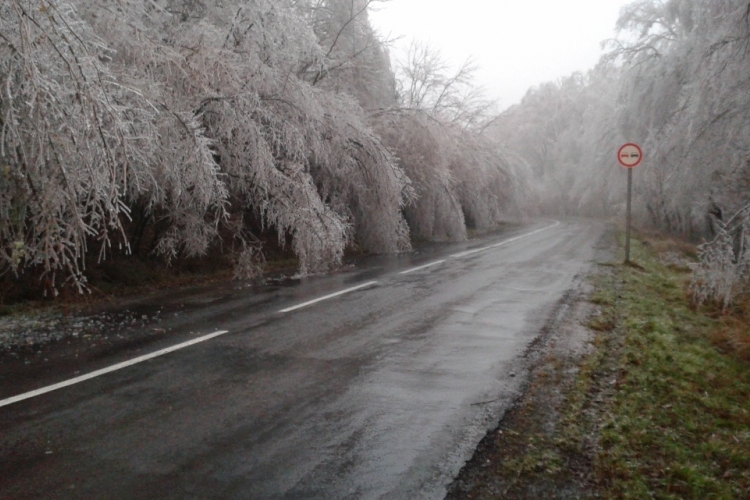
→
(595, 237, 750, 499)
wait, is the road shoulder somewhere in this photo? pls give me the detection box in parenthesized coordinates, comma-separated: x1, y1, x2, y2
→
(446, 225, 619, 498)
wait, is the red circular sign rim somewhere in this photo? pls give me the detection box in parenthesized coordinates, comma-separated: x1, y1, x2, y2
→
(618, 143, 643, 168)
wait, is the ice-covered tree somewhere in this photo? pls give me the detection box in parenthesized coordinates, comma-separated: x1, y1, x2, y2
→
(396, 41, 496, 129)
(298, 0, 397, 110)
(1, 0, 415, 293)
(0, 0, 228, 292)
(492, 0, 750, 306)
(371, 42, 524, 241)
(487, 68, 624, 217)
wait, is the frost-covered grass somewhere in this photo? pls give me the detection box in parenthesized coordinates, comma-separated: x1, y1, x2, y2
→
(593, 236, 750, 498)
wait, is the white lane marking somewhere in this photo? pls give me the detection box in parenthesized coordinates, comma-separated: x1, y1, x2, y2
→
(450, 247, 490, 259)
(490, 221, 560, 248)
(450, 221, 561, 259)
(0, 221, 563, 408)
(0, 330, 230, 409)
(399, 260, 446, 275)
(278, 281, 378, 313)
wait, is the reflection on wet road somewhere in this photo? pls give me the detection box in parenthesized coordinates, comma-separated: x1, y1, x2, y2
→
(0, 219, 606, 499)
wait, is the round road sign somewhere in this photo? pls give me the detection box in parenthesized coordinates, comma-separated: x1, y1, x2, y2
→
(618, 143, 643, 168)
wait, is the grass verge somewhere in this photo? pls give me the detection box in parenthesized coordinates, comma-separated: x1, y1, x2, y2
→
(448, 231, 750, 499)
(597, 236, 750, 498)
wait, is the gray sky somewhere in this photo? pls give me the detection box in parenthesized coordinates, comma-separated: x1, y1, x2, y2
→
(369, 0, 632, 109)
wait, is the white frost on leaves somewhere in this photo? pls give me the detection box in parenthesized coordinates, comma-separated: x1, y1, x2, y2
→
(0, 0, 421, 288)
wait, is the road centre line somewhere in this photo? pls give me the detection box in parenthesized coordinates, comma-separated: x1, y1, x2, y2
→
(0, 330, 230, 409)
(278, 281, 379, 313)
(450, 221, 560, 259)
(449, 247, 491, 259)
(490, 221, 560, 248)
(0, 222, 561, 408)
(399, 260, 446, 275)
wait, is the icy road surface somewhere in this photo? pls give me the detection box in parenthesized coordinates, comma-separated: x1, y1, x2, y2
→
(0, 219, 607, 499)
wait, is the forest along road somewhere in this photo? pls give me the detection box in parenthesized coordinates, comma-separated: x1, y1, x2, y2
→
(0, 219, 608, 500)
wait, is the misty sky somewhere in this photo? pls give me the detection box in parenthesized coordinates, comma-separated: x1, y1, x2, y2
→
(369, 0, 633, 109)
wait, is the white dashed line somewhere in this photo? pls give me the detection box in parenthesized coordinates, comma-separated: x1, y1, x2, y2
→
(490, 222, 559, 248)
(449, 247, 491, 259)
(450, 221, 560, 259)
(1, 222, 563, 408)
(0, 330, 230, 408)
(399, 260, 446, 275)
(278, 281, 379, 313)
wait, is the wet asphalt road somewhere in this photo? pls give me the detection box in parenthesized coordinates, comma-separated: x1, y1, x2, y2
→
(0, 219, 607, 499)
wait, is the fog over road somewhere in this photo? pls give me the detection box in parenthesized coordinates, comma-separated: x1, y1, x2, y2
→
(0, 219, 607, 499)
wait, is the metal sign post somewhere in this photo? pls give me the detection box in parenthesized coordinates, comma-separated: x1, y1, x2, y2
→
(626, 168, 633, 262)
(617, 143, 643, 263)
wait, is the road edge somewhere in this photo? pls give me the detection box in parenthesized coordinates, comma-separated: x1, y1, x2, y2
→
(445, 223, 618, 499)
